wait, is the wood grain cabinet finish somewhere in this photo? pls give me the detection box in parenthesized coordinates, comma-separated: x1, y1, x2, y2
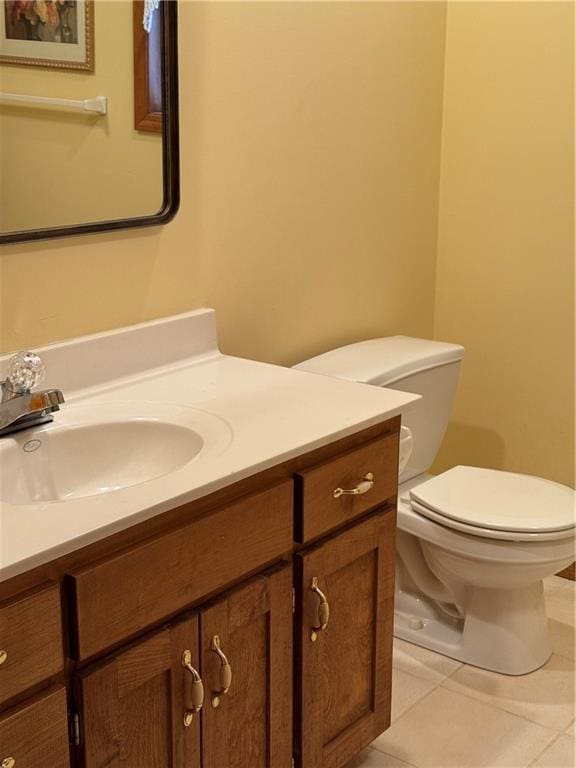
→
(0, 424, 400, 768)
(295, 433, 399, 544)
(76, 567, 293, 768)
(69, 481, 293, 660)
(200, 566, 293, 768)
(0, 583, 63, 705)
(296, 510, 396, 768)
(0, 686, 70, 768)
(76, 615, 202, 768)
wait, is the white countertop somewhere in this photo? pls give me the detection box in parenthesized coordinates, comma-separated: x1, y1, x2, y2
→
(0, 310, 418, 581)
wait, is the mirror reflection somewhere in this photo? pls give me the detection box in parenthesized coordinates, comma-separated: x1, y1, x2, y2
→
(0, 0, 168, 237)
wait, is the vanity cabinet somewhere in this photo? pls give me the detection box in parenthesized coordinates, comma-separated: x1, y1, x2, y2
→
(0, 583, 64, 706)
(200, 566, 293, 768)
(0, 417, 400, 768)
(68, 482, 293, 661)
(75, 566, 293, 768)
(0, 686, 70, 768)
(295, 510, 396, 768)
(294, 433, 398, 544)
(75, 615, 201, 768)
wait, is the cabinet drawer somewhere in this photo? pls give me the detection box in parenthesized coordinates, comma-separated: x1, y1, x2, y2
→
(295, 432, 399, 543)
(69, 481, 293, 660)
(0, 686, 70, 768)
(0, 583, 64, 705)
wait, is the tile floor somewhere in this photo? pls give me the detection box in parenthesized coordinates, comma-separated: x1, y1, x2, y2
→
(348, 576, 575, 768)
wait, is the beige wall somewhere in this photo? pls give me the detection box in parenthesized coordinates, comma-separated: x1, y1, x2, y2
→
(0, 0, 447, 362)
(2, 1, 573, 489)
(433, 0, 575, 487)
(0, 0, 162, 232)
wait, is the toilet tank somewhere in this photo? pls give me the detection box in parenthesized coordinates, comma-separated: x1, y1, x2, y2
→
(294, 336, 465, 483)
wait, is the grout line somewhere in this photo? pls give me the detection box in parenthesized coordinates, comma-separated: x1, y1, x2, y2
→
(391, 665, 463, 686)
(392, 642, 465, 685)
(368, 746, 419, 768)
(547, 648, 576, 663)
(526, 732, 564, 768)
(435, 679, 569, 735)
(378, 679, 442, 736)
(442, 661, 465, 681)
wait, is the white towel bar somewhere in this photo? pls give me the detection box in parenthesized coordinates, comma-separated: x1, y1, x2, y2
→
(0, 93, 107, 115)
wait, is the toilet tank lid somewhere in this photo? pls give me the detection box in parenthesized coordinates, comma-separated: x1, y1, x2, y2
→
(293, 336, 465, 386)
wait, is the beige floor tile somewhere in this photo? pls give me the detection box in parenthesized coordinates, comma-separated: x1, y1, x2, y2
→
(391, 667, 437, 722)
(372, 687, 556, 768)
(544, 578, 575, 628)
(347, 747, 416, 768)
(548, 616, 575, 661)
(530, 735, 575, 768)
(393, 637, 463, 683)
(442, 654, 575, 732)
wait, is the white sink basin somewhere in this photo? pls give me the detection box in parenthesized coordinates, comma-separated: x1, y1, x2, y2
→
(0, 401, 232, 505)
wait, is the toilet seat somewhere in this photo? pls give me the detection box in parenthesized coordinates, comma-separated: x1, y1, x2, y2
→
(409, 499, 574, 541)
(409, 466, 575, 542)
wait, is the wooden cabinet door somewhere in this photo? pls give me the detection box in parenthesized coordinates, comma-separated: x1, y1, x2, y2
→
(0, 686, 70, 768)
(296, 510, 396, 768)
(200, 566, 293, 768)
(75, 615, 201, 768)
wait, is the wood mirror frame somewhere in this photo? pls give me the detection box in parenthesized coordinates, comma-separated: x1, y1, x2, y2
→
(0, 0, 179, 246)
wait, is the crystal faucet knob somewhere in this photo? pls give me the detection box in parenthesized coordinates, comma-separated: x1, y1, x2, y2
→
(6, 351, 46, 393)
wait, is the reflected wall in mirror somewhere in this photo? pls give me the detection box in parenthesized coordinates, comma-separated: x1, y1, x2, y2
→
(0, 0, 178, 244)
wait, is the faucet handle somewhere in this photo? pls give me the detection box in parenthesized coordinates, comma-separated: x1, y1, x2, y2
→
(6, 351, 46, 393)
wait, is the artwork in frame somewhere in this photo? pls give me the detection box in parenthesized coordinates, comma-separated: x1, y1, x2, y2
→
(0, 0, 94, 71)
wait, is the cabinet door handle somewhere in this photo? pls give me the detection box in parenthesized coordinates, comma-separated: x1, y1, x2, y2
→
(181, 650, 204, 727)
(0, 650, 7, 666)
(2, 758, 16, 768)
(210, 635, 232, 708)
(333, 472, 374, 499)
(310, 577, 330, 642)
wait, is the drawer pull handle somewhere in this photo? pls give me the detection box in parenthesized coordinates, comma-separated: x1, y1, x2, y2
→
(310, 576, 330, 642)
(2, 759, 16, 768)
(333, 472, 374, 499)
(0, 650, 7, 666)
(210, 635, 232, 708)
(182, 649, 204, 727)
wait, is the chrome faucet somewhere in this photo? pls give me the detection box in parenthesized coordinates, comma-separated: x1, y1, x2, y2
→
(0, 351, 64, 437)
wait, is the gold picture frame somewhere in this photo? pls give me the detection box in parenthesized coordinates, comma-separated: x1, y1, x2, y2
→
(0, 1, 94, 71)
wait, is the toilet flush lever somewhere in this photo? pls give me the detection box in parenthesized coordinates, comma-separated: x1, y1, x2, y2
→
(333, 472, 374, 499)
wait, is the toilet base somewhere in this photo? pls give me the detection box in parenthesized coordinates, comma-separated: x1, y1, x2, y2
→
(394, 581, 552, 675)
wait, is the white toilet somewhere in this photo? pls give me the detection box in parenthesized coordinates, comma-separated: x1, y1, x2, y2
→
(295, 336, 575, 675)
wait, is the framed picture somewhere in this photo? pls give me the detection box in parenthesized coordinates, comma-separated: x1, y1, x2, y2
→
(0, 0, 94, 71)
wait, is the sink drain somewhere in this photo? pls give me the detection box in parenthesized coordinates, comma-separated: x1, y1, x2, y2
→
(23, 439, 42, 453)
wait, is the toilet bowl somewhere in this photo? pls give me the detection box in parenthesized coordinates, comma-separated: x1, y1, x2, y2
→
(395, 470, 574, 674)
(294, 336, 576, 675)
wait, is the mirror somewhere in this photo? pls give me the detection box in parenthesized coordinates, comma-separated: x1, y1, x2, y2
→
(0, 0, 179, 244)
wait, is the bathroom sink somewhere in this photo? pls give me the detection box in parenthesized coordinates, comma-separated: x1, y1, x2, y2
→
(0, 401, 232, 505)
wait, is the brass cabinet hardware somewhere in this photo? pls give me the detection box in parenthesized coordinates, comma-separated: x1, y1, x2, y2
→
(310, 577, 330, 642)
(333, 472, 374, 499)
(181, 649, 204, 727)
(0, 650, 7, 666)
(2, 758, 16, 768)
(210, 634, 232, 708)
